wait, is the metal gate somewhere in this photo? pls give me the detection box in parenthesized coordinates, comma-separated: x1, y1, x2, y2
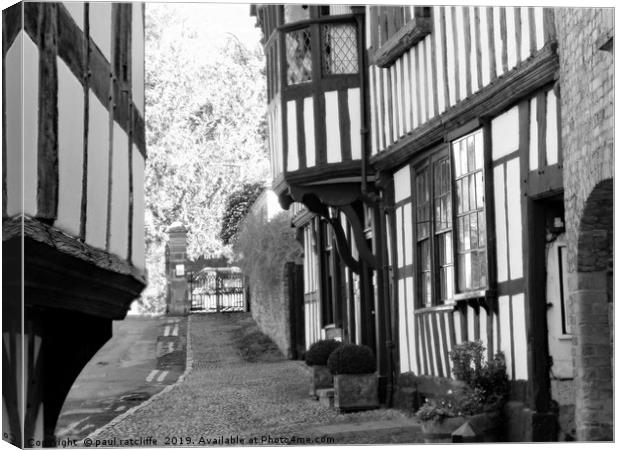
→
(188, 267, 246, 313)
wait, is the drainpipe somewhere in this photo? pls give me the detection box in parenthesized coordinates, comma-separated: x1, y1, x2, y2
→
(353, 6, 369, 197)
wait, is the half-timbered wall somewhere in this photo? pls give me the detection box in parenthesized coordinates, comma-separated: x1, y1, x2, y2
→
(393, 86, 560, 382)
(3, 3, 146, 272)
(368, 6, 554, 157)
(302, 219, 321, 348)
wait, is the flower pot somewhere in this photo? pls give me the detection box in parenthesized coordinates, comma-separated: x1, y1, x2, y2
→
(333, 373, 379, 412)
(421, 416, 467, 443)
(309, 365, 333, 398)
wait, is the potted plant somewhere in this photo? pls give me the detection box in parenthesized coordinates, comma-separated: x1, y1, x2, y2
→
(416, 341, 509, 442)
(327, 343, 379, 412)
(305, 339, 342, 398)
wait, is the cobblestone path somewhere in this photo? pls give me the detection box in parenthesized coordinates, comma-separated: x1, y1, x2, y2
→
(93, 313, 418, 445)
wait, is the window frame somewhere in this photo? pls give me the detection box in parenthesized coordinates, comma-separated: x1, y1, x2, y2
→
(410, 127, 492, 310)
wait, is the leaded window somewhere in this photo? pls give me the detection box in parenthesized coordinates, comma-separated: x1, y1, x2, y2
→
(321, 24, 359, 75)
(286, 28, 312, 85)
(452, 130, 487, 291)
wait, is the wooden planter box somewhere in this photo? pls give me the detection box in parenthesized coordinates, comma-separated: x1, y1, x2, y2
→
(309, 365, 333, 398)
(333, 373, 379, 412)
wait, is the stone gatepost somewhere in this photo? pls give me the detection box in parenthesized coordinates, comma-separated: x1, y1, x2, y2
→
(165, 222, 189, 315)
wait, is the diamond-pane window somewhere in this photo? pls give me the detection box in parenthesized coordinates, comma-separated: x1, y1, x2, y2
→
(322, 24, 358, 75)
(286, 28, 312, 85)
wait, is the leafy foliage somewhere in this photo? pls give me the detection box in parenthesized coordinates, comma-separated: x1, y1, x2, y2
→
(305, 339, 342, 366)
(232, 210, 303, 294)
(219, 182, 265, 245)
(327, 344, 377, 375)
(416, 341, 509, 423)
(136, 5, 269, 313)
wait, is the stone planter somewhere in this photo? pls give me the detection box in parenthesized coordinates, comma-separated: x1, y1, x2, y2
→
(421, 417, 467, 443)
(309, 365, 333, 398)
(333, 373, 379, 412)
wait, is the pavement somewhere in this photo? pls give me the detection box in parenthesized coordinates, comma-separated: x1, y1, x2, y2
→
(82, 313, 423, 446)
(55, 316, 187, 441)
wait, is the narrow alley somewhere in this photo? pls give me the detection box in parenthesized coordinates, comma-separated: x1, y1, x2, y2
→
(84, 313, 422, 446)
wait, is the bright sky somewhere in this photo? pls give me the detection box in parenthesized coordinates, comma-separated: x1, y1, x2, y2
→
(151, 2, 263, 52)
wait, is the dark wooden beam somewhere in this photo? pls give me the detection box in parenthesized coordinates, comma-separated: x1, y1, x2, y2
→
(372, 16, 432, 68)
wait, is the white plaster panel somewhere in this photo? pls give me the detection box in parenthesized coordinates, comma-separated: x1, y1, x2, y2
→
(56, 57, 84, 236)
(425, 37, 434, 119)
(498, 295, 514, 379)
(453, 310, 463, 345)
(64, 2, 84, 30)
(374, 66, 385, 150)
(512, 294, 528, 380)
(324, 91, 342, 163)
(546, 89, 559, 165)
(469, 7, 479, 93)
(455, 7, 467, 102)
(435, 312, 447, 376)
(445, 8, 457, 106)
(405, 276, 417, 374)
(109, 122, 129, 260)
(394, 165, 411, 202)
(132, 148, 145, 271)
(418, 40, 427, 122)
(6, 32, 26, 217)
(433, 7, 446, 114)
(467, 305, 476, 343)
(506, 7, 517, 69)
(427, 314, 438, 376)
(534, 7, 545, 50)
(506, 157, 523, 280)
(369, 69, 378, 155)
(89, 2, 112, 61)
(396, 207, 403, 268)
(398, 278, 410, 372)
(86, 93, 110, 249)
(480, 306, 488, 352)
(131, 2, 145, 115)
(22, 34, 40, 216)
(493, 7, 503, 77)
(491, 106, 519, 160)
(493, 165, 508, 282)
(383, 67, 391, 143)
(529, 97, 539, 171)
(395, 59, 403, 138)
(390, 66, 398, 139)
(348, 88, 361, 160)
(275, 102, 283, 174)
(520, 8, 531, 61)
(286, 100, 298, 171)
(479, 6, 491, 87)
(409, 48, 418, 128)
(403, 50, 412, 131)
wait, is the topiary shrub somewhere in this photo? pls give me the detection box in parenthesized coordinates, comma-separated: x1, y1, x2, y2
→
(305, 339, 342, 366)
(327, 344, 377, 375)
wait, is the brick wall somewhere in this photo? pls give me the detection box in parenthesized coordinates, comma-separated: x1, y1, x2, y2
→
(555, 8, 614, 441)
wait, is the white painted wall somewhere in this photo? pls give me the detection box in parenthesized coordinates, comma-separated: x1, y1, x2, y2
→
(324, 91, 342, 163)
(131, 2, 145, 115)
(131, 147, 145, 271)
(6, 32, 25, 217)
(56, 58, 84, 236)
(63, 2, 84, 30)
(506, 157, 523, 280)
(303, 97, 315, 167)
(85, 93, 110, 250)
(393, 165, 411, 202)
(493, 164, 508, 282)
(348, 88, 361, 159)
(109, 123, 129, 260)
(498, 295, 513, 379)
(512, 293, 528, 380)
(492, 106, 520, 160)
(89, 2, 112, 61)
(286, 101, 298, 171)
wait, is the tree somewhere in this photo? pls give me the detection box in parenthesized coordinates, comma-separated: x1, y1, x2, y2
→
(135, 4, 270, 313)
(219, 182, 266, 245)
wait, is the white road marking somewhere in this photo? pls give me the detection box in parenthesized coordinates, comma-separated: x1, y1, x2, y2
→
(163, 326, 170, 337)
(146, 370, 159, 382)
(114, 406, 126, 412)
(157, 371, 169, 382)
(171, 324, 179, 336)
(56, 417, 90, 437)
(79, 424, 96, 433)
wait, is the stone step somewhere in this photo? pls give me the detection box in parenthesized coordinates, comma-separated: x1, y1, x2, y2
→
(316, 388, 334, 408)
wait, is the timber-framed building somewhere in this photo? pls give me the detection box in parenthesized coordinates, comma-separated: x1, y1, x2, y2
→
(3, 3, 146, 445)
(252, 4, 613, 441)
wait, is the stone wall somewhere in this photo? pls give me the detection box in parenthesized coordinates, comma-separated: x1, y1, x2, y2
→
(555, 8, 614, 441)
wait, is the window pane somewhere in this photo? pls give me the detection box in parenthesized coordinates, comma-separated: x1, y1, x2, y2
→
(286, 28, 312, 84)
(463, 214, 471, 250)
(474, 130, 484, 168)
(453, 141, 462, 177)
(471, 251, 480, 289)
(478, 211, 486, 247)
(446, 195, 452, 228)
(469, 174, 476, 212)
(322, 24, 359, 75)
(480, 251, 487, 287)
(470, 213, 478, 249)
(445, 232, 453, 264)
(457, 216, 464, 251)
(460, 141, 468, 175)
(446, 265, 455, 299)
(462, 176, 470, 212)
(476, 171, 484, 208)
(467, 136, 476, 172)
